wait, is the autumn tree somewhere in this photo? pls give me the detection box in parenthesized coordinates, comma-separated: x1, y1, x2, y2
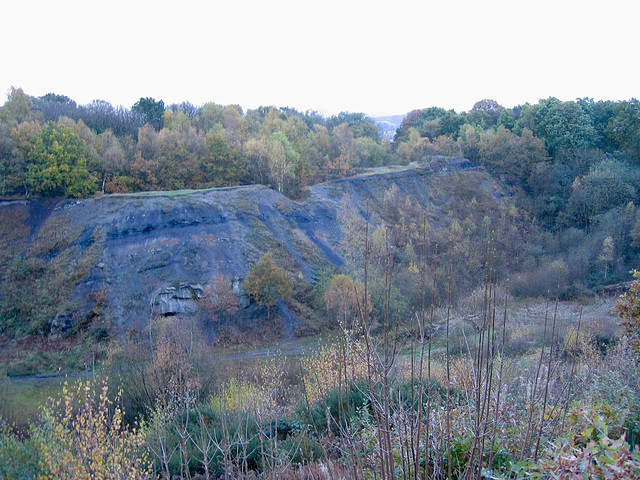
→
(201, 274, 239, 320)
(7, 120, 42, 196)
(26, 121, 97, 197)
(200, 132, 245, 187)
(0, 87, 34, 128)
(477, 125, 549, 186)
(267, 131, 299, 193)
(244, 252, 293, 310)
(324, 274, 371, 329)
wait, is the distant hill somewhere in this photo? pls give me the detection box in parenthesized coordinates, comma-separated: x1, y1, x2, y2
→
(372, 114, 407, 141)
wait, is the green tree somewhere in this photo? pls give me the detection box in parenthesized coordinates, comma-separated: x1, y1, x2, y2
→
(132, 97, 165, 130)
(519, 97, 598, 156)
(268, 131, 300, 193)
(27, 121, 97, 197)
(244, 252, 293, 309)
(5, 120, 42, 196)
(477, 126, 549, 186)
(469, 99, 504, 127)
(394, 107, 448, 142)
(0, 87, 34, 128)
(604, 100, 640, 161)
(614, 270, 640, 357)
(436, 110, 467, 139)
(200, 133, 245, 186)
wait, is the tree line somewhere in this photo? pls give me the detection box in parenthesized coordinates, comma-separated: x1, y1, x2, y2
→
(1, 87, 639, 254)
(393, 97, 640, 231)
(0, 88, 387, 199)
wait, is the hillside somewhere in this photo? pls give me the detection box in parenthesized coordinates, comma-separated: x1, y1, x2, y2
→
(0, 156, 513, 369)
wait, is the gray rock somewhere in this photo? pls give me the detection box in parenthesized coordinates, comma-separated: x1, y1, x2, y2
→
(154, 283, 204, 315)
(50, 312, 74, 339)
(232, 276, 251, 309)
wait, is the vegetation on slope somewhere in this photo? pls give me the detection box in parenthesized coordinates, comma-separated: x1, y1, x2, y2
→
(1, 88, 640, 477)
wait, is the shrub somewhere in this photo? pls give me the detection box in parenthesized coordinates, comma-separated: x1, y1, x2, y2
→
(0, 419, 43, 480)
(244, 252, 293, 309)
(29, 379, 152, 479)
(613, 269, 640, 357)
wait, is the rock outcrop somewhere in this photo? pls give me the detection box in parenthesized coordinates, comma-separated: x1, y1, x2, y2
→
(154, 283, 204, 315)
(0, 157, 511, 337)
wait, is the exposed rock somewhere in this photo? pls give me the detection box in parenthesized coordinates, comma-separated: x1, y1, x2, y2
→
(50, 312, 74, 339)
(232, 276, 251, 309)
(154, 283, 204, 315)
(0, 157, 513, 338)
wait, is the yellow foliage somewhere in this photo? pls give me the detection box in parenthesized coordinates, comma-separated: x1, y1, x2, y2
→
(210, 377, 275, 415)
(302, 334, 369, 404)
(32, 379, 151, 480)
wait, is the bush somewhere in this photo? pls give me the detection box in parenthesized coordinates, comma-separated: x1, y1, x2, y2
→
(0, 419, 43, 480)
(299, 380, 371, 435)
(614, 269, 640, 357)
(29, 379, 152, 479)
(244, 252, 293, 309)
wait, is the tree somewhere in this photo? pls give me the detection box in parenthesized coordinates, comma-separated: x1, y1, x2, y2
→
(394, 107, 448, 143)
(33, 93, 78, 123)
(201, 274, 238, 320)
(79, 99, 119, 134)
(324, 274, 371, 329)
(27, 121, 97, 197)
(0, 87, 34, 128)
(132, 97, 165, 130)
(597, 236, 614, 279)
(200, 133, 245, 187)
(604, 100, 640, 161)
(469, 99, 504, 128)
(267, 131, 299, 192)
(7, 120, 42, 196)
(436, 110, 466, 139)
(477, 126, 549, 187)
(244, 252, 293, 309)
(519, 97, 598, 156)
(568, 157, 639, 227)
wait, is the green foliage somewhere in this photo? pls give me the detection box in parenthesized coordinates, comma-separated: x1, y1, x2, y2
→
(568, 157, 640, 230)
(614, 270, 640, 357)
(299, 379, 371, 435)
(0, 418, 43, 479)
(519, 97, 599, 155)
(476, 125, 549, 187)
(132, 97, 165, 130)
(244, 252, 293, 308)
(529, 408, 640, 479)
(200, 132, 245, 186)
(26, 121, 97, 197)
(0, 87, 34, 128)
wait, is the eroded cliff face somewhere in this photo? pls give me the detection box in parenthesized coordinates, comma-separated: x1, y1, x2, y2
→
(0, 157, 511, 340)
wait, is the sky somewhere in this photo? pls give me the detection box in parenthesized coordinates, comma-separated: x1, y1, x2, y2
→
(2, 0, 638, 118)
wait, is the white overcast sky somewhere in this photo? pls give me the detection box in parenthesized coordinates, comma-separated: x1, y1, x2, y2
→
(2, 0, 638, 117)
